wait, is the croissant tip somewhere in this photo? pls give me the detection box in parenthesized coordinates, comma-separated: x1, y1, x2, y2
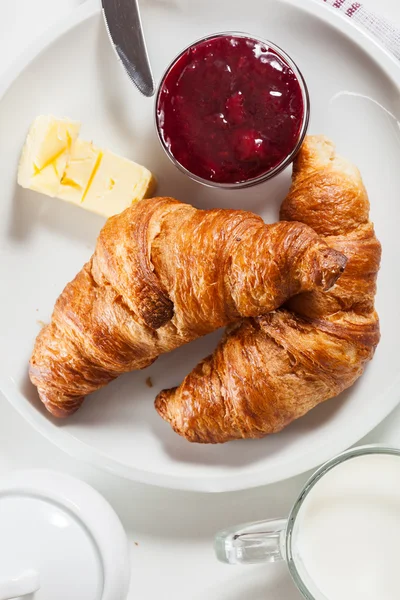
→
(320, 249, 348, 292)
(37, 388, 84, 418)
(154, 389, 173, 420)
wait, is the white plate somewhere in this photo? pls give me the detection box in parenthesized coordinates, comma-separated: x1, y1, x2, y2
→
(1, 0, 400, 492)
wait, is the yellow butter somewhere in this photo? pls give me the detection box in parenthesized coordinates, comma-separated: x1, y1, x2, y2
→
(18, 115, 81, 196)
(18, 116, 156, 217)
(58, 138, 102, 204)
(80, 150, 156, 217)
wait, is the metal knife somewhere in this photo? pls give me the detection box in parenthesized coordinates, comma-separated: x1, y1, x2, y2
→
(102, 0, 155, 97)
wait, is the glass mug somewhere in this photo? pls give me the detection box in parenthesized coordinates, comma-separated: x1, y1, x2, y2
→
(215, 445, 400, 600)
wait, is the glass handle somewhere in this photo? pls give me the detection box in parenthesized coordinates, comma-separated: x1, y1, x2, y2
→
(215, 519, 287, 565)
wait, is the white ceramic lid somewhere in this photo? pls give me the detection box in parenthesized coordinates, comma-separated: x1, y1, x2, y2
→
(0, 470, 130, 600)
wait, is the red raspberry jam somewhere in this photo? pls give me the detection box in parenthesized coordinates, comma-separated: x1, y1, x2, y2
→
(156, 34, 307, 186)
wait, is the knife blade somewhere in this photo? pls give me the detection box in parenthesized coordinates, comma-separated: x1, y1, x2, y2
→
(102, 0, 155, 97)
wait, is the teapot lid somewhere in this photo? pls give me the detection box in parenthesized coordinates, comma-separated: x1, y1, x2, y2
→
(0, 470, 130, 600)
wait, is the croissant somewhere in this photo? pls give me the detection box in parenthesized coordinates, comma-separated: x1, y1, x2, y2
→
(29, 196, 346, 417)
(155, 136, 381, 443)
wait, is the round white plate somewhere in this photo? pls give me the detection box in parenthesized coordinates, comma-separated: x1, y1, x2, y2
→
(1, 0, 400, 492)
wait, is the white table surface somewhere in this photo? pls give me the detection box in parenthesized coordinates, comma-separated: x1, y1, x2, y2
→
(1, 1, 400, 598)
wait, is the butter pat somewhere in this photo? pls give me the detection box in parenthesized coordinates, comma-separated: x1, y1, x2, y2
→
(18, 116, 156, 218)
(58, 138, 102, 204)
(18, 115, 81, 196)
(79, 149, 155, 217)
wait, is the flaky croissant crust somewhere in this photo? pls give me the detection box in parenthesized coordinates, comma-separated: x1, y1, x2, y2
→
(30, 196, 345, 417)
(155, 136, 381, 443)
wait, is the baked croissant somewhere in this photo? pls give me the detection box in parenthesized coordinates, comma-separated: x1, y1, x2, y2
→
(155, 136, 381, 443)
(30, 196, 346, 417)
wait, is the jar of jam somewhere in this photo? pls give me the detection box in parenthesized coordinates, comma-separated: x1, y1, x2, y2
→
(155, 32, 310, 188)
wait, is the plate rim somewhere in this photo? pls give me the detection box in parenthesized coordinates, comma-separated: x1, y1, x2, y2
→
(1, 0, 400, 492)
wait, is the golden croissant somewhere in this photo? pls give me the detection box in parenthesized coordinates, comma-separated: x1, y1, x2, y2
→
(155, 136, 381, 443)
(30, 196, 346, 417)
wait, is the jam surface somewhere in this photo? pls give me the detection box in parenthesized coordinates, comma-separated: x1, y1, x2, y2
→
(157, 34, 305, 185)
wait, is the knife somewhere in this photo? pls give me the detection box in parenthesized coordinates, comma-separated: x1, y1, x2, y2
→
(102, 0, 155, 97)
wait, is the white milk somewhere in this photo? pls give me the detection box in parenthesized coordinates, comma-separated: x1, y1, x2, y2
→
(293, 454, 400, 600)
